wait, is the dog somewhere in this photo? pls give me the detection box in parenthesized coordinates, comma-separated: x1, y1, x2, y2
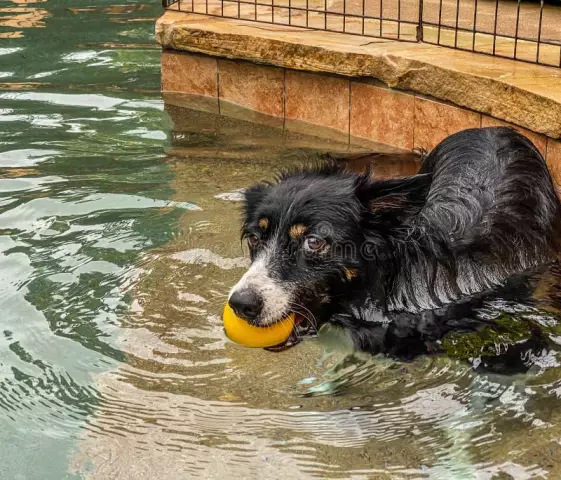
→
(227, 127, 561, 353)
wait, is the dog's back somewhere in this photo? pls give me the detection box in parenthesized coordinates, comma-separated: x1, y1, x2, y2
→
(389, 127, 561, 311)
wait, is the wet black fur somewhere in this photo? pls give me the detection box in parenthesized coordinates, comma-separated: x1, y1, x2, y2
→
(241, 127, 561, 354)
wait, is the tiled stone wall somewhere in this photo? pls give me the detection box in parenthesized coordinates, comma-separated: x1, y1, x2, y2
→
(161, 50, 561, 187)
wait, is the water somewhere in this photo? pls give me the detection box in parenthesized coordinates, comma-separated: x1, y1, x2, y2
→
(3, 1, 561, 479)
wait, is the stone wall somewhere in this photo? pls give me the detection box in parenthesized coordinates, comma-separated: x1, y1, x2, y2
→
(157, 12, 561, 188)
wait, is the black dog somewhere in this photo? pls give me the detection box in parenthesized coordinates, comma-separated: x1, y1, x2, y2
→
(228, 127, 561, 352)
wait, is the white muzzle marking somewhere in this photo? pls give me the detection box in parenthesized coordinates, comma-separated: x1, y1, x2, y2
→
(228, 247, 292, 325)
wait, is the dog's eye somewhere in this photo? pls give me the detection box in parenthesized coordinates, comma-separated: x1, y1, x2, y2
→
(247, 234, 260, 248)
(304, 236, 326, 251)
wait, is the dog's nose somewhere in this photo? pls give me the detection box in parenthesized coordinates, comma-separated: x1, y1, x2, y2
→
(228, 289, 263, 321)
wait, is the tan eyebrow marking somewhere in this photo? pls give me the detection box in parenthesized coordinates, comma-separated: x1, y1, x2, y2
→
(289, 223, 307, 239)
(258, 218, 269, 230)
(369, 194, 408, 212)
(343, 267, 358, 281)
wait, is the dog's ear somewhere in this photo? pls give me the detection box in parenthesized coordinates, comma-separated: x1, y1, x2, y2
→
(243, 183, 269, 220)
(355, 173, 432, 222)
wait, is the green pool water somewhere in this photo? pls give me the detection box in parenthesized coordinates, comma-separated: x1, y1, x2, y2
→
(3, 1, 561, 479)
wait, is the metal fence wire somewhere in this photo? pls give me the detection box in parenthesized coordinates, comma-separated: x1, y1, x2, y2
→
(162, 0, 561, 68)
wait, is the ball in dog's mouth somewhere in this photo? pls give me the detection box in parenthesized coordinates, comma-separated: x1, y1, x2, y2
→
(223, 306, 312, 351)
(223, 304, 295, 348)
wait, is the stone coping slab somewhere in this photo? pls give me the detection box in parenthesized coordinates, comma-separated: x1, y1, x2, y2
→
(156, 11, 561, 139)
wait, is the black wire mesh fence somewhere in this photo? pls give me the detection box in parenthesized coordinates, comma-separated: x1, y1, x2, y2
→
(162, 0, 561, 68)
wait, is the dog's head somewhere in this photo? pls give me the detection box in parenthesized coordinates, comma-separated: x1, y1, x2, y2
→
(228, 164, 431, 330)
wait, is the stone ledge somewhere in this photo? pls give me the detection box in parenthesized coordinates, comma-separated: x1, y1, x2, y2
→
(156, 11, 561, 139)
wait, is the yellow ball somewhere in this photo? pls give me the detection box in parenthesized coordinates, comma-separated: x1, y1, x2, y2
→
(223, 304, 295, 348)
